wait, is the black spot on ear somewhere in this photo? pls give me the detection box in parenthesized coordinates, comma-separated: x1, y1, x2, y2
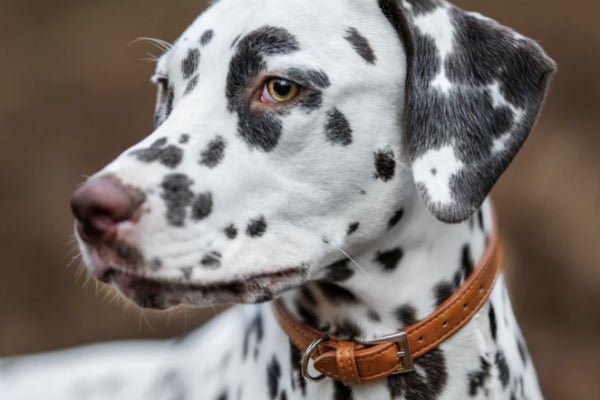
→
(200, 29, 214, 46)
(344, 27, 376, 64)
(489, 303, 498, 341)
(161, 174, 194, 227)
(325, 108, 353, 146)
(200, 136, 227, 168)
(315, 281, 358, 304)
(324, 258, 354, 282)
(184, 74, 199, 95)
(374, 248, 403, 271)
(226, 27, 299, 152)
(267, 356, 281, 399)
(247, 216, 267, 237)
(388, 208, 404, 229)
(434, 281, 454, 307)
(224, 224, 238, 239)
(200, 251, 221, 269)
(388, 348, 448, 399)
(468, 357, 492, 396)
(333, 381, 354, 400)
(395, 304, 417, 327)
(461, 244, 474, 278)
(191, 192, 213, 220)
(374, 147, 396, 181)
(179, 134, 190, 144)
(182, 48, 200, 79)
(347, 222, 359, 235)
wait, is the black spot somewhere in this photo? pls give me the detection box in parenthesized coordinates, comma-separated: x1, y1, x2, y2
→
(388, 208, 404, 230)
(226, 27, 299, 151)
(182, 48, 200, 79)
(388, 348, 448, 399)
(191, 192, 213, 220)
(334, 319, 362, 339)
(374, 147, 396, 181)
(461, 244, 475, 278)
(216, 392, 227, 400)
(184, 75, 199, 95)
(489, 304, 498, 341)
(247, 216, 267, 238)
(224, 224, 238, 239)
(299, 286, 317, 306)
(161, 174, 194, 227)
(516, 337, 529, 365)
(324, 258, 354, 282)
(347, 222, 359, 235)
(434, 281, 454, 307)
(279, 391, 287, 400)
(315, 281, 358, 304)
(181, 266, 193, 280)
(468, 357, 492, 396)
(367, 309, 381, 322)
(179, 134, 190, 144)
(478, 209, 485, 231)
(200, 29, 214, 46)
(496, 351, 511, 388)
(200, 136, 227, 168)
(289, 341, 307, 396)
(395, 304, 417, 327)
(333, 381, 354, 400)
(344, 27, 376, 64)
(267, 356, 281, 399)
(149, 258, 163, 271)
(131, 140, 183, 169)
(166, 84, 175, 116)
(325, 108, 353, 146)
(374, 248, 403, 271)
(200, 251, 221, 269)
(242, 312, 264, 359)
(285, 68, 330, 89)
(296, 301, 319, 328)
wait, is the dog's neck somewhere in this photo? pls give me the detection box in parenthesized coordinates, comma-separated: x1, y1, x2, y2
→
(280, 195, 494, 340)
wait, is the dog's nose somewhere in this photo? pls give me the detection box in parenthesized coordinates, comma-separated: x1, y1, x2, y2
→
(71, 176, 145, 243)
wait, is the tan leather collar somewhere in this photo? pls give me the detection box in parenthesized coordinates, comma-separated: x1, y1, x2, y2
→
(273, 224, 503, 385)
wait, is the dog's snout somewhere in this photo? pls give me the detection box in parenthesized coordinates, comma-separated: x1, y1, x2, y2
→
(71, 176, 145, 243)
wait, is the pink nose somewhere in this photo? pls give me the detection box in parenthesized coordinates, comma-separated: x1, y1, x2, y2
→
(71, 176, 145, 243)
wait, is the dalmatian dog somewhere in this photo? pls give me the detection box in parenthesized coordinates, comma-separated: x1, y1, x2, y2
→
(0, 0, 554, 398)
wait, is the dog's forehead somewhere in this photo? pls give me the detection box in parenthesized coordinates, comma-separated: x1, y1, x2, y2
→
(165, 0, 390, 66)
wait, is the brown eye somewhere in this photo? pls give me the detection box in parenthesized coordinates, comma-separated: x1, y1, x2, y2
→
(262, 78, 301, 104)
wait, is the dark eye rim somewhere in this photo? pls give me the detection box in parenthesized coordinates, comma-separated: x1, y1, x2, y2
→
(252, 75, 306, 109)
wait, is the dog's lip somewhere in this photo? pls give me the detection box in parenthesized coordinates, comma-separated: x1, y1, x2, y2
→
(97, 267, 308, 308)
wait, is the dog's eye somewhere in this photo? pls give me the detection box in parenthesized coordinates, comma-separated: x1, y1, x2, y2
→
(261, 78, 301, 104)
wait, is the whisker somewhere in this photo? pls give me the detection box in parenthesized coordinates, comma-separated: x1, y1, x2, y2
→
(333, 246, 377, 288)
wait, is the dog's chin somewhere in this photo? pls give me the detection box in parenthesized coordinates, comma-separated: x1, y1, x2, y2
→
(97, 265, 309, 310)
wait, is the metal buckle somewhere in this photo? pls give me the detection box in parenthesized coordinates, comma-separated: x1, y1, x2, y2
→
(301, 335, 330, 382)
(357, 331, 415, 375)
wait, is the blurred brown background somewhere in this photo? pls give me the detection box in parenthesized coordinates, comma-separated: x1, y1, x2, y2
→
(0, 0, 598, 398)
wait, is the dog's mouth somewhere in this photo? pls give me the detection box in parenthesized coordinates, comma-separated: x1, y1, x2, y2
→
(98, 265, 309, 310)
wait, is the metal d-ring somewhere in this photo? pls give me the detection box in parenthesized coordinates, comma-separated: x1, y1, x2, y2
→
(301, 335, 329, 382)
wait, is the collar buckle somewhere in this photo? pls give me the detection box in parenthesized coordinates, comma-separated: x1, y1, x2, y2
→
(357, 332, 414, 374)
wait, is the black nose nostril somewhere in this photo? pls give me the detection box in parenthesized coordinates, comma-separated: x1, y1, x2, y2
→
(71, 175, 145, 243)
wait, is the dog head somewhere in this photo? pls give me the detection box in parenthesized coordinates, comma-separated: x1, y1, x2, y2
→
(71, 0, 554, 309)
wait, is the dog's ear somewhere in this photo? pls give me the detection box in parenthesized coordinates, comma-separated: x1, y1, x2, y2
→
(381, 0, 555, 223)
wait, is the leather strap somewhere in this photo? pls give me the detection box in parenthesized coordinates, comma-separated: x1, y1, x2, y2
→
(273, 221, 503, 385)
